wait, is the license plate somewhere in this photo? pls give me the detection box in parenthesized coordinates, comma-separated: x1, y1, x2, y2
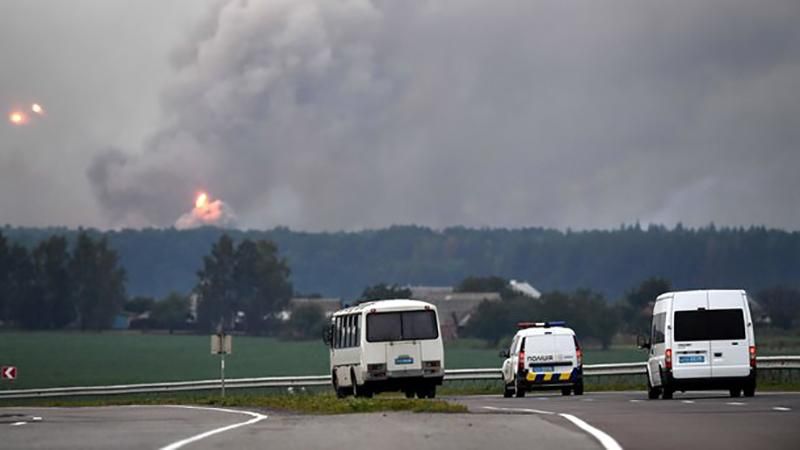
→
(679, 355, 705, 364)
(395, 355, 414, 365)
(533, 366, 554, 373)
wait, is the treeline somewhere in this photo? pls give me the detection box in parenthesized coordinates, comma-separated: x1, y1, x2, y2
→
(0, 232, 125, 330)
(461, 277, 800, 348)
(3, 224, 799, 300)
(0, 231, 295, 334)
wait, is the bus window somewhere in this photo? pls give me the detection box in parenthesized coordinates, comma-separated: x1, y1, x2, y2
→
(355, 315, 361, 345)
(366, 310, 439, 342)
(367, 313, 402, 342)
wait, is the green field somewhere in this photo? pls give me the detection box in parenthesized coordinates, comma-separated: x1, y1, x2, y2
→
(0, 332, 797, 390)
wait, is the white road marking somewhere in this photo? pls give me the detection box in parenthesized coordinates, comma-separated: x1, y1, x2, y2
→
(10, 422, 27, 426)
(31, 416, 42, 421)
(582, 398, 595, 402)
(483, 406, 554, 415)
(629, 399, 642, 403)
(157, 405, 267, 450)
(682, 400, 695, 404)
(773, 407, 791, 412)
(482, 406, 623, 450)
(560, 413, 623, 450)
(727, 402, 746, 406)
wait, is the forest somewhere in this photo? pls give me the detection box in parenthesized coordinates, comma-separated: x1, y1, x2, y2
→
(3, 224, 798, 301)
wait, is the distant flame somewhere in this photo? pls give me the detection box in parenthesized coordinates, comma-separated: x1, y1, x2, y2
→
(9, 111, 27, 125)
(176, 191, 237, 229)
(31, 103, 44, 115)
(195, 192, 208, 209)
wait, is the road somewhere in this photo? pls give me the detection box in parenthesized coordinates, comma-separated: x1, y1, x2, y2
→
(453, 391, 800, 450)
(1, 392, 798, 449)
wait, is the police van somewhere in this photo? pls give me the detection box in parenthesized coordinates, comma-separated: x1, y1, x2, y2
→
(323, 299, 445, 399)
(500, 322, 584, 397)
(639, 289, 756, 399)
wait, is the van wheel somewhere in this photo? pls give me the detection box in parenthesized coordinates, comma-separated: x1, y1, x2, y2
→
(574, 381, 584, 396)
(647, 378, 661, 400)
(514, 382, 526, 398)
(662, 388, 674, 400)
(503, 384, 514, 398)
(729, 388, 741, 398)
(743, 382, 756, 397)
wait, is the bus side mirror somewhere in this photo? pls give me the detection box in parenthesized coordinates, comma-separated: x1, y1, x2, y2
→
(636, 335, 651, 350)
(322, 325, 333, 346)
(499, 349, 510, 358)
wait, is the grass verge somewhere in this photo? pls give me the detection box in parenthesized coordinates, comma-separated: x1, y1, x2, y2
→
(0, 392, 467, 415)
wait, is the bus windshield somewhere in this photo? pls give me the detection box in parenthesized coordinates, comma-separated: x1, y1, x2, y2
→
(366, 310, 438, 342)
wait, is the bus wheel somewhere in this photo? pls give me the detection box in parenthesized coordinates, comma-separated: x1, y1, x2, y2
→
(333, 373, 350, 399)
(425, 386, 437, 399)
(352, 370, 373, 398)
(415, 385, 436, 399)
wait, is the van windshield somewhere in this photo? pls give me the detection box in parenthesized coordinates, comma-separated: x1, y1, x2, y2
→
(674, 309, 745, 341)
(366, 310, 438, 342)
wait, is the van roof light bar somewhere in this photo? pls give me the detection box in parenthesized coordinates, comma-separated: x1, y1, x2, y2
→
(517, 321, 566, 329)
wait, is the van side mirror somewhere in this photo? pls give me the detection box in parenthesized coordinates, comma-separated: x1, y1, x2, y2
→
(322, 325, 333, 346)
(499, 349, 510, 358)
(636, 335, 651, 350)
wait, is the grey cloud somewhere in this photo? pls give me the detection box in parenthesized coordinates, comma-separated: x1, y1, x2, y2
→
(74, 0, 800, 231)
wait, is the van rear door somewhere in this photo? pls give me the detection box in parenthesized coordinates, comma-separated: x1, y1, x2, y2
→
(523, 334, 574, 375)
(708, 292, 749, 378)
(672, 291, 712, 379)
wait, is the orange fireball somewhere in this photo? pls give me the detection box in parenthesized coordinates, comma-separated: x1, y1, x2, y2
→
(9, 111, 27, 125)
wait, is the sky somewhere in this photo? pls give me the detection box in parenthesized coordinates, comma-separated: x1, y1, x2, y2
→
(1, 0, 799, 231)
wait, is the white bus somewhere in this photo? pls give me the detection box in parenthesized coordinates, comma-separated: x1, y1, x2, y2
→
(323, 299, 445, 398)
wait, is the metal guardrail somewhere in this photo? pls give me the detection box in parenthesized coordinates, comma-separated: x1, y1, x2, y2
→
(1, 356, 797, 400)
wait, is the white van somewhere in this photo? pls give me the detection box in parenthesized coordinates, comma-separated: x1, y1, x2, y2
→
(641, 289, 756, 399)
(323, 299, 445, 398)
(500, 322, 584, 397)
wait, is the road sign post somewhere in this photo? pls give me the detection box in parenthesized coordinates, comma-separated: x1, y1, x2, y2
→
(211, 333, 232, 398)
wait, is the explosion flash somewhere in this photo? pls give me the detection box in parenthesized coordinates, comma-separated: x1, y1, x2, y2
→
(8, 111, 27, 125)
(195, 192, 208, 209)
(31, 103, 44, 115)
(176, 191, 237, 229)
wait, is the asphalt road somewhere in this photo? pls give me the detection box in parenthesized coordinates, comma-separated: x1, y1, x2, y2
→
(1, 392, 798, 449)
(1, 405, 597, 450)
(0, 405, 264, 450)
(452, 391, 800, 450)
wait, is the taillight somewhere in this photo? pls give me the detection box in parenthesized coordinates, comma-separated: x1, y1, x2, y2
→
(749, 346, 756, 368)
(576, 347, 583, 366)
(665, 348, 672, 370)
(518, 350, 525, 371)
